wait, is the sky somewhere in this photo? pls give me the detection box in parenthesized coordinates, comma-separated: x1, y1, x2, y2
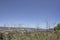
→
(0, 0, 60, 28)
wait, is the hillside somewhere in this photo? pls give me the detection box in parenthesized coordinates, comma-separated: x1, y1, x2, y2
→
(0, 27, 59, 40)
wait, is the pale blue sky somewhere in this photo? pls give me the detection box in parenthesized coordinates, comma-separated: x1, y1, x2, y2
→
(0, 0, 60, 28)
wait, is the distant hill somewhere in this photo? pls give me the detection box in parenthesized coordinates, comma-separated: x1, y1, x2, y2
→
(0, 26, 54, 31)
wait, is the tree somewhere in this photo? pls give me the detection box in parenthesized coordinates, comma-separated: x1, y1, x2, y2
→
(54, 23, 60, 31)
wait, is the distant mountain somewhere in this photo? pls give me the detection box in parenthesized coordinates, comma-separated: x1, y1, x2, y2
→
(0, 27, 54, 31)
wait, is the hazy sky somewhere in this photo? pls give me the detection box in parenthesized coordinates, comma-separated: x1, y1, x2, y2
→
(0, 0, 60, 28)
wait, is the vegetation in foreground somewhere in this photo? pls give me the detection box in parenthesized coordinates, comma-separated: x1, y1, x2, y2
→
(0, 23, 60, 40)
(0, 29, 60, 40)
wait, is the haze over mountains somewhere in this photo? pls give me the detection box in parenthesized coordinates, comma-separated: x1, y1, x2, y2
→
(0, 26, 54, 32)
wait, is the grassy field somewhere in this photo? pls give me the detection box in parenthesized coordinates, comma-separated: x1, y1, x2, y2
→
(0, 29, 60, 40)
